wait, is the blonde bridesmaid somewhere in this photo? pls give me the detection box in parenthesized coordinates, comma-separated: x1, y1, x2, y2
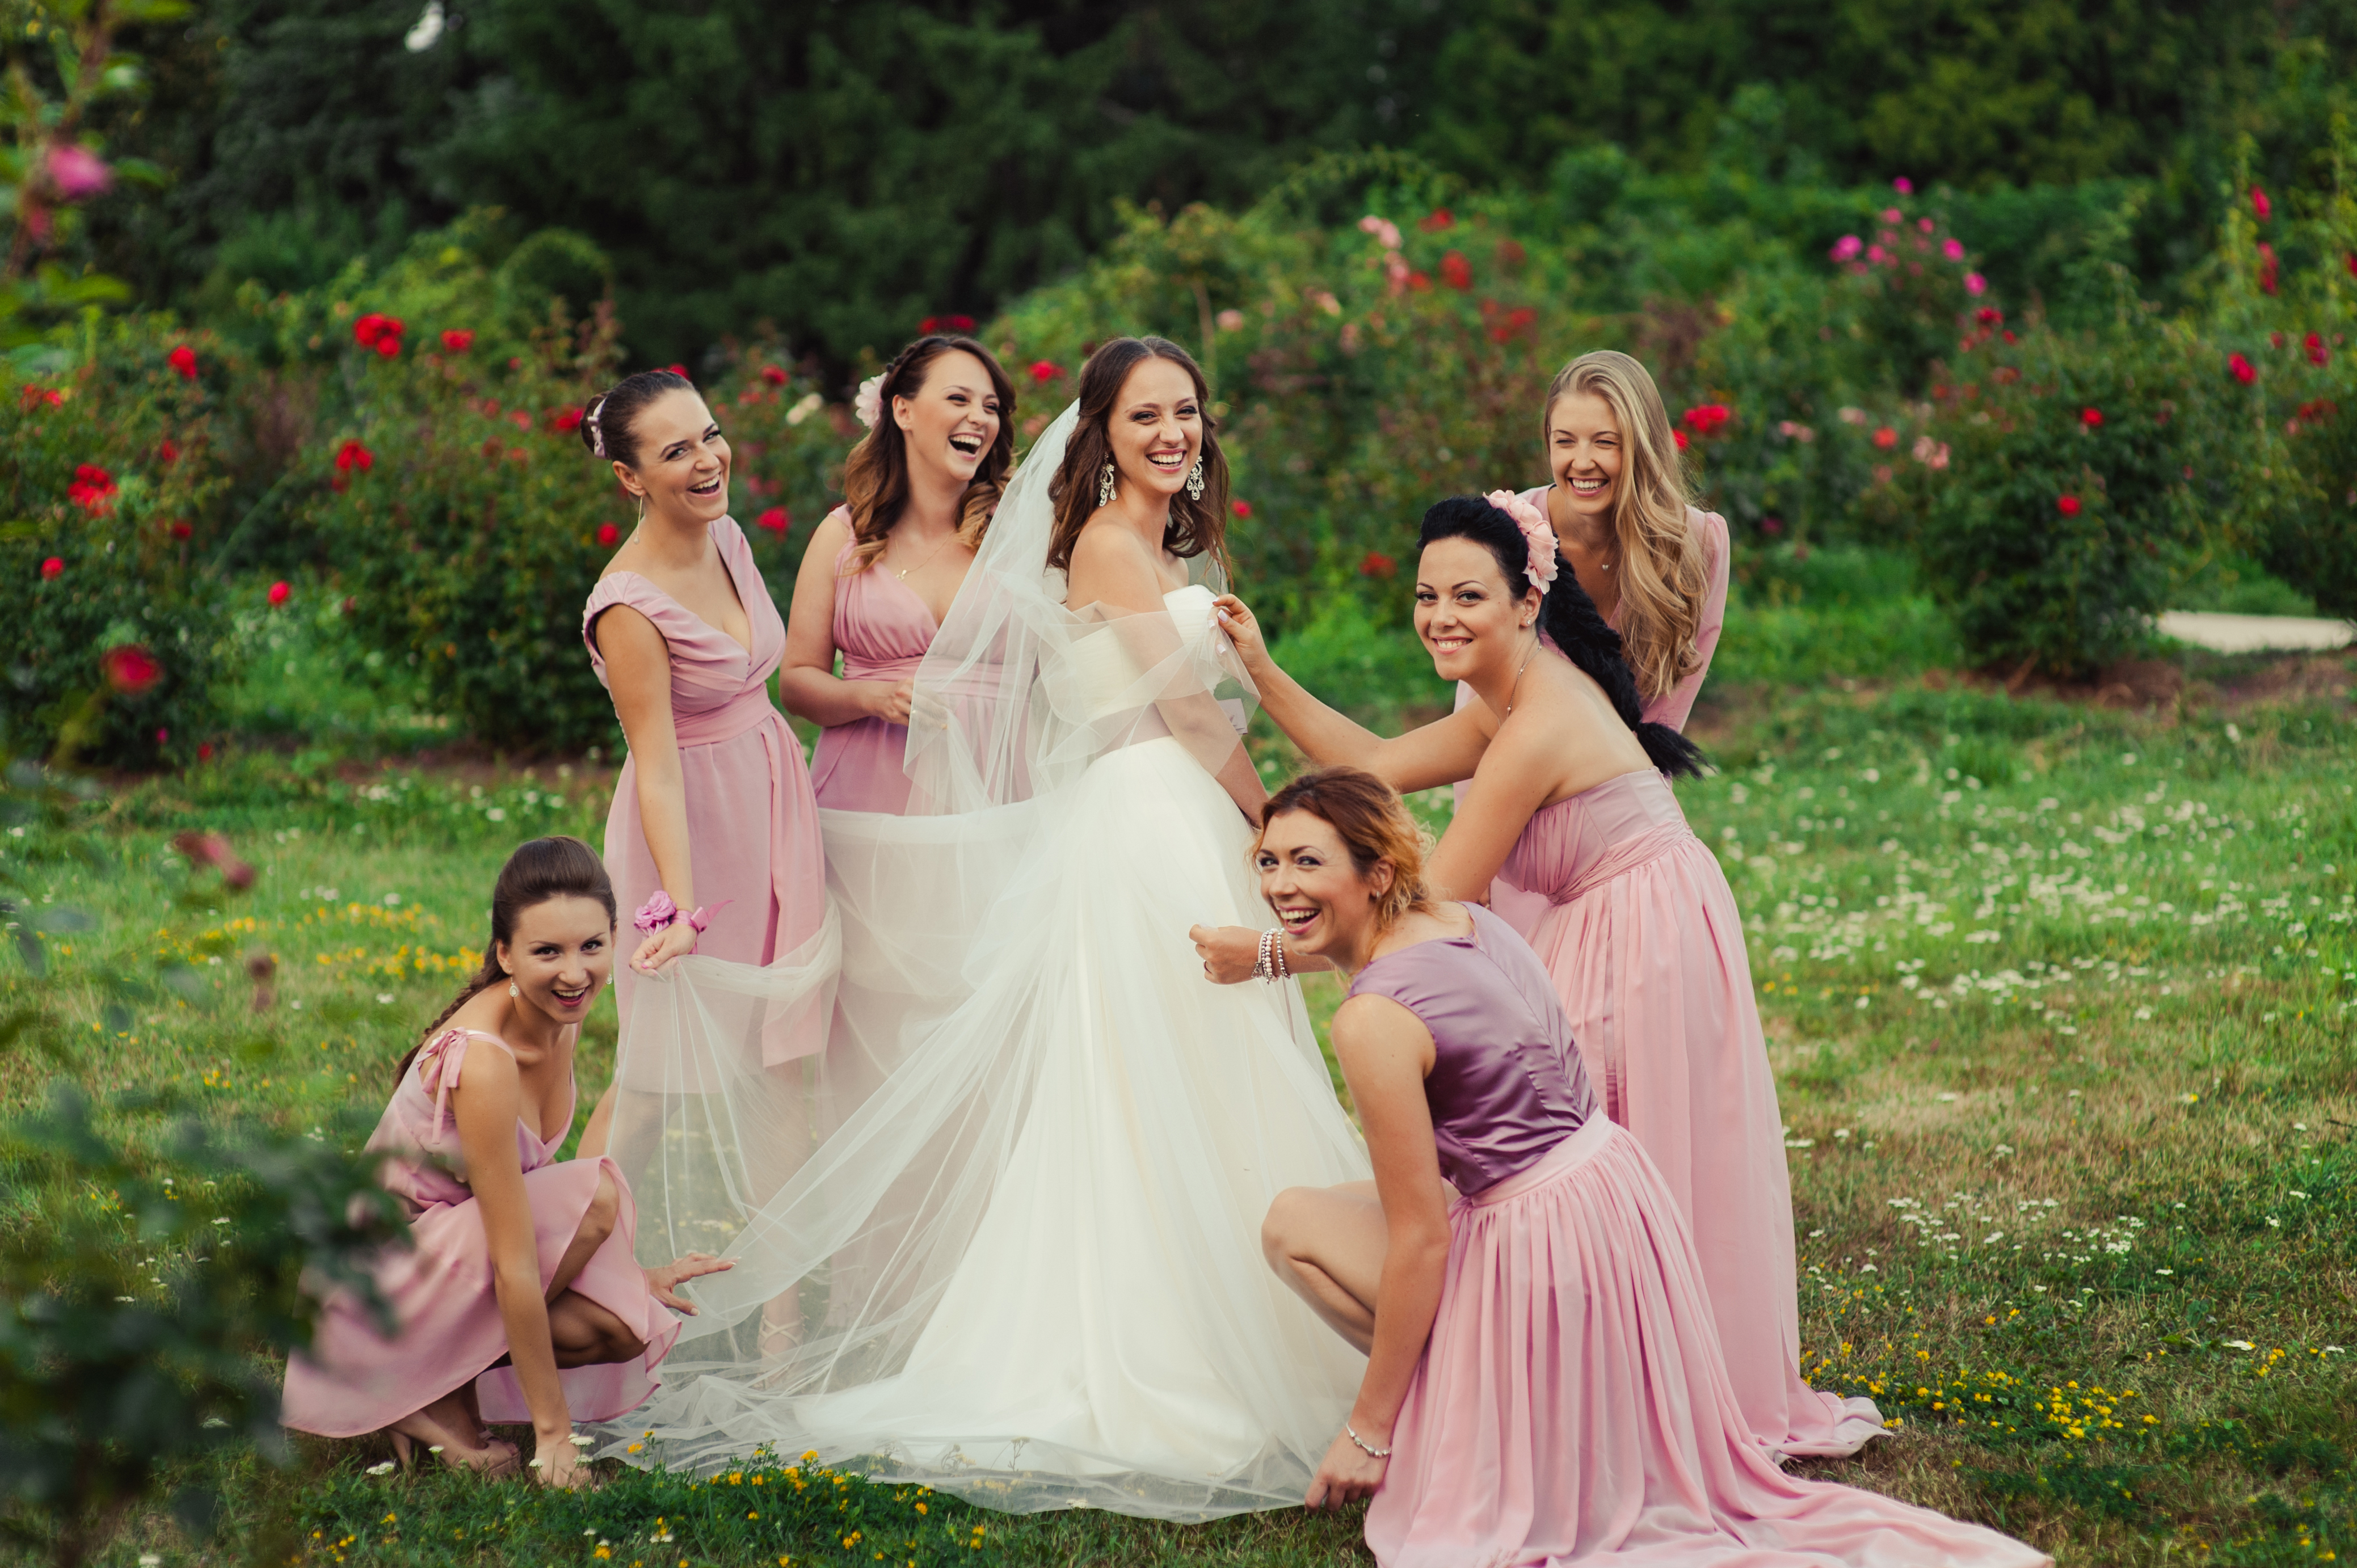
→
(1205, 492, 1882, 1459)
(781, 335, 1015, 813)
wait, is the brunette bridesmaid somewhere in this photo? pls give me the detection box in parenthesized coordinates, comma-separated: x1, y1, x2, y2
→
(1247, 770, 2045, 1567)
(780, 336, 1015, 812)
(1205, 494, 1880, 1459)
(573, 369, 830, 1157)
(280, 838, 729, 1486)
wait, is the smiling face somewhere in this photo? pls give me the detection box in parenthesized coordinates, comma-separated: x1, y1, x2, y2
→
(495, 895, 614, 1030)
(893, 348, 1003, 490)
(1256, 810, 1391, 967)
(1546, 389, 1624, 525)
(617, 387, 730, 526)
(1106, 356, 1202, 503)
(1413, 535, 1541, 686)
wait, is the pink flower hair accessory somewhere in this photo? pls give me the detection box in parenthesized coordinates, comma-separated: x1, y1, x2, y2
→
(853, 373, 885, 431)
(1485, 489, 1560, 591)
(633, 891, 727, 936)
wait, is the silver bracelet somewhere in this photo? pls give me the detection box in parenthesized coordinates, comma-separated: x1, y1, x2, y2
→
(1345, 1421, 1391, 1460)
(1272, 930, 1290, 981)
(1254, 927, 1276, 982)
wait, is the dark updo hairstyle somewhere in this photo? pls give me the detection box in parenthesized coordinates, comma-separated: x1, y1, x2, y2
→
(1046, 336, 1230, 574)
(577, 369, 697, 471)
(397, 836, 617, 1084)
(1419, 495, 1706, 779)
(1258, 766, 1436, 933)
(839, 335, 1017, 574)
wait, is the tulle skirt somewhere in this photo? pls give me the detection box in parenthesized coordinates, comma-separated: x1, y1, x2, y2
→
(599, 737, 1373, 1519)
(1367, 1120, 2046, 1566)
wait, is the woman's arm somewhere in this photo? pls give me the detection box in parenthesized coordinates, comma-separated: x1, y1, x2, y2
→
(778, 512, 912, 728)
(595, 603, 701, 976)
(452, 1048, 584, 1486)
(1306, 992, 1451, 1510)
(1210, 593, 1489, 793)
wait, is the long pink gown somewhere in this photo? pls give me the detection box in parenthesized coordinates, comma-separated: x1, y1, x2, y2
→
(1499, 767, 1880, 1457)
(280, 1028, 679, 1435)
(583, 517, 829, 1065)
(1357, 907, 2044, 1566)
(808, 533, 938, 813)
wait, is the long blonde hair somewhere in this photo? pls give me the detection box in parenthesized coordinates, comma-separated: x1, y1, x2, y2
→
(1542, 351, 1708, 705)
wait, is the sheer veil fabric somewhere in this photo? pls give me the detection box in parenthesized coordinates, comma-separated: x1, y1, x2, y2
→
(595, 404, 1374, 1519)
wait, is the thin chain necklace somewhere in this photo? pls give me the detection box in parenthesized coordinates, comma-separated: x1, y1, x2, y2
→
(1502, 632, 1540, 716)
(890, 530, 957, 581)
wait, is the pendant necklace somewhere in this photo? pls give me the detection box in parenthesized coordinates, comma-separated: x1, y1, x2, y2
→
(1503, 634, 1540, 716)
(892, 532, 957, 581)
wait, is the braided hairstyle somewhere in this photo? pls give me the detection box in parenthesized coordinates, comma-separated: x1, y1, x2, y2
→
(576, 369, 696, 470)
(1418, 494, 1706, 779)
(840, 335, 1017, 572)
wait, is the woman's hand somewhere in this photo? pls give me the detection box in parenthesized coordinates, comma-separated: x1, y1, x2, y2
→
(1189, 924, 1264, 985)
(629, 919, 700, 976)
(1304, 1425, 1387, 1510)
(532, 1432, 592, 1490)
(1210, 593, 1270, 670)
(645, 1253, 734, 1314)
(868, 677, 916, 725)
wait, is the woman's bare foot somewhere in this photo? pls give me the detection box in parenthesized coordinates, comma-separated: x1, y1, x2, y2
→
(389, 1409, 521, 1477)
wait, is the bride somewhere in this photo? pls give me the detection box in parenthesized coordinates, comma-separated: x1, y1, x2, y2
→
(595, 337, 1371, 1519)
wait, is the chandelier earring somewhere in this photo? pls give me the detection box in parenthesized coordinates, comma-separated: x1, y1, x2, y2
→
(508, 980, 520, 999)
(1098, 461, 1118, 508)
(1184, 456, 1205, 500)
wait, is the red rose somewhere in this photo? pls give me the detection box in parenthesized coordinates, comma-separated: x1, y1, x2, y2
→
(919, 317, 939, 334)
(756, 507, 790, 535)
(1417, 208, 1455, 232)
(159, 439, 179, 462)
(167, 344, 199, 380)
(945, 315, 975, 332)
(2081, 408, 2103, 427)
(68, 463, 118, 513)
(555, 407, 584, 432)
(1871, 426, 1899, 450)
(1438, 251, 1473, 290)
(2251, 186, 2271, 222)
(1029, 360, 1062, 384)
(353, 313, 390, 348)
(1975, 307, 2002, 326)
(1681, 404, 1731, 437)
(334, 439, 376, 473)
(267, 580, 291, 607)
(1674, 429, 1689, 450)
(597, 522, 621, 547)
(1407, 271, 1432, 291)
(102, 643, 162, 696)
(441, 329, 474, 352)
(374, 334, 401, 359)
(198, 743, 213, 762)
(40, 557, 62, 580)
(20, 386, 64, 410)
(170, 521, 193, 539)
(2229, 352, 2257, 385)
(760, 365, 788, 386)
(2307, 332, 2329, 367)
(2057, 495, 2082, 517)
(1359, 550, 1397, 577)
(1230, 500, 1252, 519)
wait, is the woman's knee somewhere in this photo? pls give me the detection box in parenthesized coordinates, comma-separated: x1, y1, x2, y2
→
(579, 1167, 621, 1248)
(1262, 1186, 1316, 1268)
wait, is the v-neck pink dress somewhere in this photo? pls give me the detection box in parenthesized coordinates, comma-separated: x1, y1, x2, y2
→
(280, 1028, 679, 1435)
(583, 516, 829, 1070)
(809, 536, 940, 814)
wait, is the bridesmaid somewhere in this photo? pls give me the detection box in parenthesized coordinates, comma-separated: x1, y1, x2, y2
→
(781, 335, 1015, 813)
(281, 837, 728, 1486)
(1203, 494, 1881, 1457)
(573, 369, 830, 1157)
(1247, 770, 2045, 1567)
(1466, 348, 1730, 931)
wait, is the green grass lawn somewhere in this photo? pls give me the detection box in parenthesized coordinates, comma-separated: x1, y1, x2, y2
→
(6, 649, 2354, 1566)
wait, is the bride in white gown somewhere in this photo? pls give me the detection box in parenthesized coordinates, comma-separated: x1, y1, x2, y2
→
(593, 338, 1372, 1519)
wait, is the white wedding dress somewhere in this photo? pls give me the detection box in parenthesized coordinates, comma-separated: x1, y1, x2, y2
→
(593, 407, 1371, 1519)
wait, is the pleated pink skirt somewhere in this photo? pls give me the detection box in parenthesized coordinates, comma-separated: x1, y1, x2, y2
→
(1367, 1120, 2048, 1566)
(281, 1156, 679, 1437)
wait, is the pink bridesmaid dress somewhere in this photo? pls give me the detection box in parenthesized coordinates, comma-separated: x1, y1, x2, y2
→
(1498, 766, 1881, 1457)
(280, 1029, 678, 1435)
(808, 533, 938, 813)
(583, 517, 829, 1062)
(1356, 906, 2044, 1566)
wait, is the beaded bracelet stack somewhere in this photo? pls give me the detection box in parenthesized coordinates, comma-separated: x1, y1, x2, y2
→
(1252, 927, 1292, 984)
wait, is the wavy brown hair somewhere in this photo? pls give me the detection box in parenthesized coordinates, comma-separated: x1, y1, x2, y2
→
(839, 336, 1017, 574)
(1542, 350, 1709, 705)
(1257, 767, 1434, 931)
(1045, 337, 1230, 575)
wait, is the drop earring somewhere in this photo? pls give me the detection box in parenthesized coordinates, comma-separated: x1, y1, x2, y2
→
(1098, 461, 1117, 508)
(1184, 457, 1205, 500)
(508, 980, 520, 998)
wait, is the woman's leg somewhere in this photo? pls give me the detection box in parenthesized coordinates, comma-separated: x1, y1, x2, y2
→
(543, 1166, 622, 1305)
(546, 1291, 649, 1368)
(1262, 1180, 1390, 1355)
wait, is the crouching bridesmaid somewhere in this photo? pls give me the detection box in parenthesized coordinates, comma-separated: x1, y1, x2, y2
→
(280, 837, 730, 1487)
(1249, 770, 2045, 1566)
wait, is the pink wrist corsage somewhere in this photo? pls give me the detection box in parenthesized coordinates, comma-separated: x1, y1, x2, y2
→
(634, 892, 725, 937)
(1485, 488, 1560, 592)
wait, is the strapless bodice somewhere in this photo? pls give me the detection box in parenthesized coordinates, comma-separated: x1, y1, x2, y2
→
(1068, 584, 1226, 724)
(1499, 768, 1697, 906)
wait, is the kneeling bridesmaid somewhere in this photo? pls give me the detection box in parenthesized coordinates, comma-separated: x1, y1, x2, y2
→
(1251, 770, 2045, 1566)
(280, 837, 730, 1486)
